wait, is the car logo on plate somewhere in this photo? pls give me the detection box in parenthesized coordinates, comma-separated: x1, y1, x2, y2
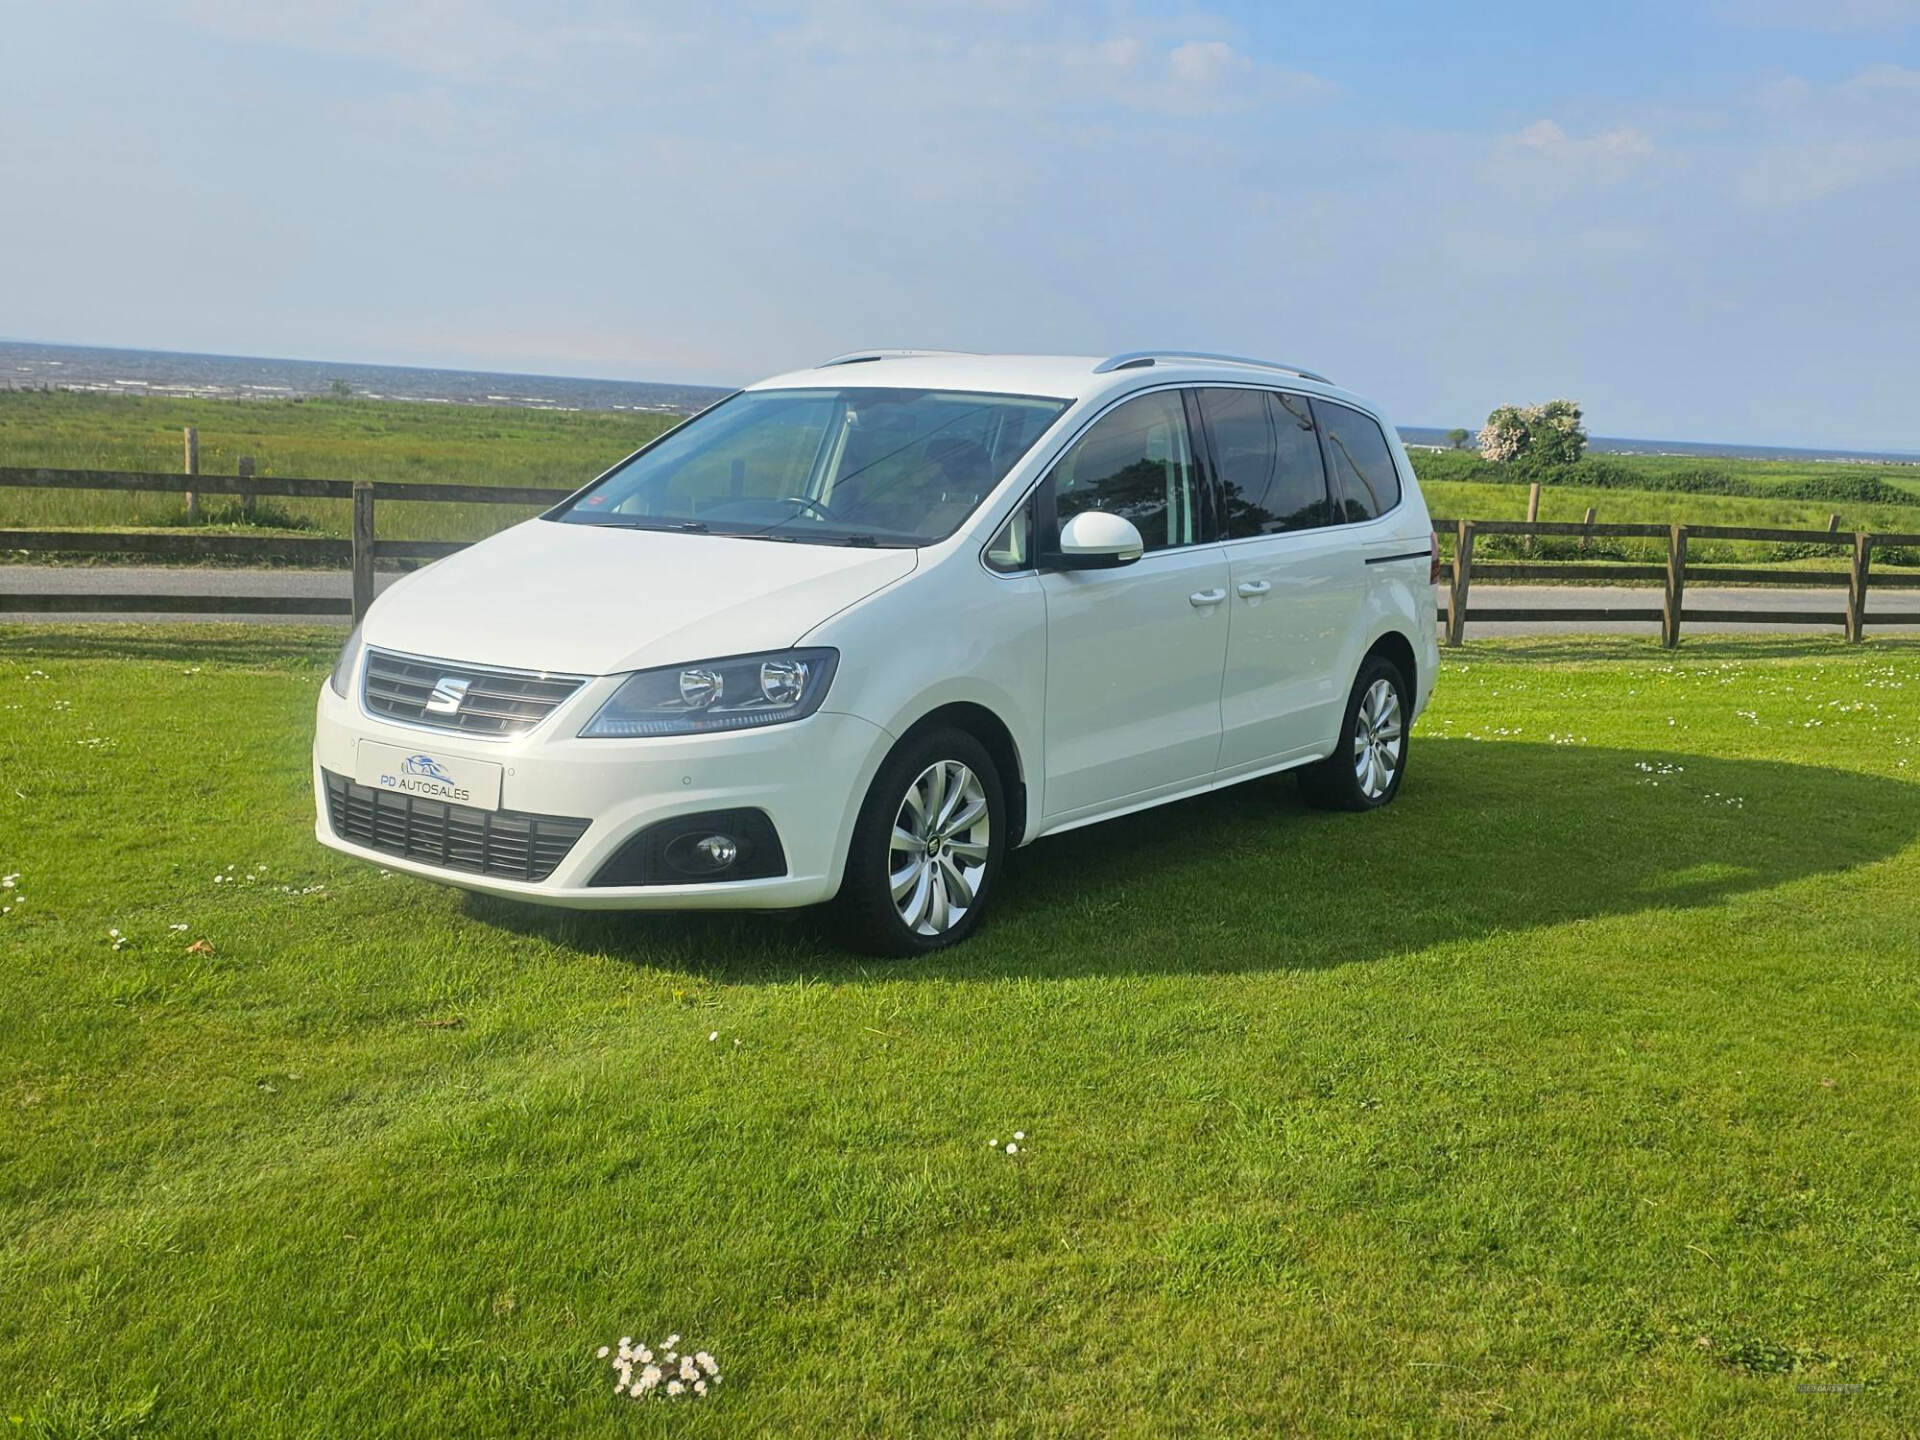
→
(402, 753, 457, 782)
(424, 677, 470, 715)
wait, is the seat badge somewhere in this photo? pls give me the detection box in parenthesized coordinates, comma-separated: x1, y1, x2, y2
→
(425, 677, 471, 715)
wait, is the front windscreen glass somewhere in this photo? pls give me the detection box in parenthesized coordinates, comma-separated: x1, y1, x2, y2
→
(553, 387, 1071, 547)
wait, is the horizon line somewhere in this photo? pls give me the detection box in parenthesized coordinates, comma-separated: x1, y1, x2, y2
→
(3, 334, 1915, 460)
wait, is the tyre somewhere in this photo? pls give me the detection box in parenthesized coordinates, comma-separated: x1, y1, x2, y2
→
(833, 726, 1006, 956)
(1298, 655, 1410, 812)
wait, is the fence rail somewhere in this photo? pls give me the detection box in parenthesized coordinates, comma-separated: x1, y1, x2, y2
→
(1431, 517, 1920, 644)
(3, 453, 1919, 643)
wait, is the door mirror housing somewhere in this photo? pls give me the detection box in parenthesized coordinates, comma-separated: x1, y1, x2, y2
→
(1043, 510, 1144, 570)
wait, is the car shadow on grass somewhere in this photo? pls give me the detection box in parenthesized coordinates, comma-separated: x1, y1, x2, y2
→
(464, 740, 1920, 983)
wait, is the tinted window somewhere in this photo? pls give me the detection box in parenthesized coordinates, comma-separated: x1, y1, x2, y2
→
(557, 387, 1069, 546)
(1197, 388, 1334, 538)
(1314, 399, 1402, 522)
(1049, 390, 1202, 553)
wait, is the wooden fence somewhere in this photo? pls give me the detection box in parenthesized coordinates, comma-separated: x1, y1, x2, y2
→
(3, 454, 1919, 645)
(0, 461, 572, 622)
(1432, 517, 1920, 646)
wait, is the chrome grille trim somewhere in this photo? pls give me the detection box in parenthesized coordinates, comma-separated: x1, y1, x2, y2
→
(360, 649, 591, 738)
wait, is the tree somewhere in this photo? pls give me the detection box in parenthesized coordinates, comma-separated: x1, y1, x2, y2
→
(1446, 427, 1470, 450)
(1477, 400, 1586, 467)
(328, 379, 352, 398)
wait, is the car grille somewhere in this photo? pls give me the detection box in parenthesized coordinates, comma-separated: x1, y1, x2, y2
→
(322, 770, 590, 882)
(362, 649, 589, 737)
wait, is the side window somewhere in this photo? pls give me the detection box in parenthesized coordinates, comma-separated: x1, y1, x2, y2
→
(1048, 390, 1201, 553)
(1314, 399, 1402, 522)
(984, 494, 1033, 573)
(1197, 388, 1334, 537)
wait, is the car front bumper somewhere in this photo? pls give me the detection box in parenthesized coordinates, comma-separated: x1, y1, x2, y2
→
(311, 681, 892, 910)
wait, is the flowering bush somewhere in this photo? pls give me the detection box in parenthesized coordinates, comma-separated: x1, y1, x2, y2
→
(597, 1333, 721, 1401)
(1477, 405, 1532, 463)
(1477, 399, 1586, 467)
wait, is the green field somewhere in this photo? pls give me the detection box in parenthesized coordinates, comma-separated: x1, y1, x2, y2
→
(1411, 447, 1920, 568)
(3, 628, 1917, 1435)
(0, 391, 676, 544)
(5, 392, 1920, 567)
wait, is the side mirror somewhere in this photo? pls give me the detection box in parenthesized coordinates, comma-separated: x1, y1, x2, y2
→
(1044, 510, 1144, 570)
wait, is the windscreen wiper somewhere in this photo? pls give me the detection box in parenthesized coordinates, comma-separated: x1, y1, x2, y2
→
(584, 516, 709, 533)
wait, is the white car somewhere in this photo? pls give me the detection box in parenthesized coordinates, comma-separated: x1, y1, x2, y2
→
(314, 350, 1439, 954)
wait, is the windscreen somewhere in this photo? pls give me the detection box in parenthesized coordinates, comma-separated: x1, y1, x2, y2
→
(553, 387, 1071, 547)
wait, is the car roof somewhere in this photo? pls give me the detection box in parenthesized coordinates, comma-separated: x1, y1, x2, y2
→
(744, 352, 1381, 416)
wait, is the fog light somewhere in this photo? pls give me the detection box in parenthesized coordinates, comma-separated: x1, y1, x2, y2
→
(695, 834, 738, 867)
(664, 830, 745, 876)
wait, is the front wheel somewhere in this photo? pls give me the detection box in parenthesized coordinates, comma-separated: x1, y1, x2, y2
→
(1298, 656, 1410, 811)
(833, 727, 1005, 956)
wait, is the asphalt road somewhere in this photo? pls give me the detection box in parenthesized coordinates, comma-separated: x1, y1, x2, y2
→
(1, 566, 1915, 635)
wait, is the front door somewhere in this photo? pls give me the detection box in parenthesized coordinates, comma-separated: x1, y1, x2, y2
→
(1036, 389, 1229, 819)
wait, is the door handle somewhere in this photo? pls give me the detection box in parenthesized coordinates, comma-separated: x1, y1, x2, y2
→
(1189, 588, 1227, 608)
(1236, 580, 1272, 598)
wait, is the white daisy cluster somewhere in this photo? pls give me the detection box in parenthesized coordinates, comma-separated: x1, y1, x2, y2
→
(1633, 760, 1685, 785)
(1, 873, 19, 917)
(596, 1333, 720, 1401)
(989, 1129, 1028, 1155)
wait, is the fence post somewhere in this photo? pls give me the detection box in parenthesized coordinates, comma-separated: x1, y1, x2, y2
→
(1580, 506, 1596, 553)
(183, 427, 199, 524)
(1847, 532, 1873, 643)
(1525, 482, 1541, 556)
(1828, 513, 1841, 534)
(238, 455, 255, 522)
(1446, 519, 1474, 646)
(351, 481, 375, 622)
(1662, 523, 1688, 648)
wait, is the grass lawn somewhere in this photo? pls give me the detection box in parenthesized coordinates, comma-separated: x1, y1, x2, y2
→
(3, 630, 1919, 1436)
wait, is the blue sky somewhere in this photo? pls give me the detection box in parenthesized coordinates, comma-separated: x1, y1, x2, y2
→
(3, 0, 1917, 448)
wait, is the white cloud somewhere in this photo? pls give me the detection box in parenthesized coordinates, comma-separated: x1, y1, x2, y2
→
(1735, 63, 1920, 203)
(1508, 119, 1656, 165)
(174, 0, 1331, 117)
(1739, 136, 1920, 202)
(1478, 119, 1658, 194)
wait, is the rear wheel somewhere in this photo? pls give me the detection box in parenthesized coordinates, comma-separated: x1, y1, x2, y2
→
(834, 727, 1005, 956)
(1298, 655, 1409, 811)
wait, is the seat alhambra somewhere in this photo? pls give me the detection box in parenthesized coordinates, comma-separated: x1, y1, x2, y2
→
(314, 350, 1439, 953)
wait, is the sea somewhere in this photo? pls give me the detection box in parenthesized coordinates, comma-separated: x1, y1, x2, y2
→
(0, 339, 728, 416)
(4, 339, 1914, 463)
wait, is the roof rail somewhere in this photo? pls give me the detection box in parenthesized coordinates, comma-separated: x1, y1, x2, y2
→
(1093, 350, 1332, 385)
(817, 348, 977, 367)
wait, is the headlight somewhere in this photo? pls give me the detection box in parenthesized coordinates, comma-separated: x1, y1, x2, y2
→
(580, 648, 838, 738)
(328, 621, 365, 699)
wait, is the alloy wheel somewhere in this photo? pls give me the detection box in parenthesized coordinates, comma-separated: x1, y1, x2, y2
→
(889, 759, 991, 937)
(1352, 677, 1404, 801)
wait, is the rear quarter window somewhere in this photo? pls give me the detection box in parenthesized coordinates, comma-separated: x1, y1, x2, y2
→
(1313, 400, 1402, 522)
